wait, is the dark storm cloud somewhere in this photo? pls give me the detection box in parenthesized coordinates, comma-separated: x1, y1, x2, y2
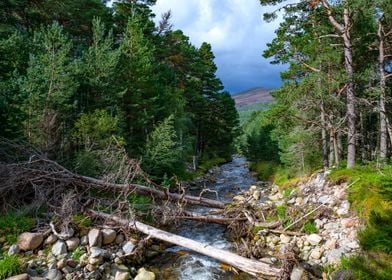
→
(152, 0, 286, 93)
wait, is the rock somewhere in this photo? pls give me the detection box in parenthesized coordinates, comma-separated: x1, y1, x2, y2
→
(337, 201, 350, 217)
(45, 269, 62, 280)
(51, 240, 67, 256)
(307, 234, 322, 246)
(86, 264, 96, 272)
(44, 234, 58, 246)
(134, 268, 155, 280)
(8, 244, 20, 255)
(89, 256, 103, 265)
(17, 233, 43, 251)
(269, 193, 283, 201)
(325, 248, 345, 264)
(65, 237, 79, 251)
(310, 248, 323, 260)
(252, 190, 261, 200)
(280, 234, 291, 244)
(115, 271, 130, 280)
(80, 236, 88, 246)
(6, 273, 30, 280)
(341, 218, 356, 228)
(79, 254, 89, 267)
(295, 197, 303, 205)
(66, 259, 78, 268)
(90, 247, 107, 258)
(249, 185, 258, 193)
(122, 241, 136, 255)
(290, 267, 305, 280)
(57, 259, 67, 270)
(101, 229, 116, 245)
(115, 234, 125, 245)
(324, 239, 337, 250)
(88, 229, 102, 247)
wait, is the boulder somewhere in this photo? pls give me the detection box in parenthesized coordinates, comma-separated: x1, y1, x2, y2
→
(44, 234, 58, 246)
(65, 237, 79, 251)
(51, 241, 67, 256)
(134, 268, 155, 280)
(88, 229, 102, 247)
(17, 233, 43, 251)
(45, 269, 62, 280)
(101, 229, 116, 245)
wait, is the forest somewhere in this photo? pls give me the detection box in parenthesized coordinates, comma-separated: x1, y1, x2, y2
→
(0, 0, 239, 182)
(1, 0, 392, 279)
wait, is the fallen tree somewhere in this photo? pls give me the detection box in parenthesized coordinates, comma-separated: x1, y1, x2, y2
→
(90, 210, 282, 279)
(0, 157, 225, 210)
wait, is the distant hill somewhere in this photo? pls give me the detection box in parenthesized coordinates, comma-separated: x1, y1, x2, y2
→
(232, 87, 273, 108)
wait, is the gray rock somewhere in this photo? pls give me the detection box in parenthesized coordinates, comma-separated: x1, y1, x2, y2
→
(310, 248, 323, 260)
(122, 241, 136, 255)
(290, 267, 305, 280)
(45, 269, 62, 280)
(134, 268, 155, 280)
(101, 229, 116, 245)
(326, 248, 345, 264)
(90, 247, 107, 258)
(57, 259, 67, 270)
(6, 274, 30, 280)
(8, 244, 20, 255)
(80, 235, 88, 246)
(306, 234, 322, 246)
(115, 234, 125, 245)
(280, 234, 291, 244)
(52, 240, 67, 256)
(88, 229, 102, 247)
(17, 232, 44, 251)
(44, 234, 58, 246)
(65, 237, 79, 251)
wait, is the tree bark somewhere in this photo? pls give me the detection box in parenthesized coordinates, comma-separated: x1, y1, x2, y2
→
(322, 1, 356, 167)
(320, 102, 329, 168)
(91, 211, 281, 278)
(378, 19, 387, 160)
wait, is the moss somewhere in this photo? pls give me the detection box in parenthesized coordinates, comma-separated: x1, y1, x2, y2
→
(0, 255, 22, 279)
(72, 214, 92, 231)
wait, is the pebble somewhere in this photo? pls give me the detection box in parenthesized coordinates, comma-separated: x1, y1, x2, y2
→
(88, 228, 102, 247)
(52, 240, 67, 256)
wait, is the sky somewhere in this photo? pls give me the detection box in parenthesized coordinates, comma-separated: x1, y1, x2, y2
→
(151, 0, 287, 94)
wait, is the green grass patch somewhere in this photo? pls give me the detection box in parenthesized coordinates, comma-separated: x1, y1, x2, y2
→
(276, 204, 287, 220)
(72, 214, 92, 231)
(71, 247, 84, 261)
(340, 253, 392, 280)
(0, 255, 22, 279)
(302, 220, 318, 234)
(0, 211, 35, 245)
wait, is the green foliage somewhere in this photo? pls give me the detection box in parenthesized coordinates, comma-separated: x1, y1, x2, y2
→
(71, 247, 84, 261)
(142, 115, 184, 179)
(129, 194, 152, 214)
(72, 214, 92, 231)
(0, 211, 35, 244)
(276, 204, 287, 220)
(0, 255, 22, 279)
(282, 187, 295, 199)
(341, 253, 392, 280)
(250, 161, 278, 181)
(303, 221, 318, 234)
(237, 102, 271, 125)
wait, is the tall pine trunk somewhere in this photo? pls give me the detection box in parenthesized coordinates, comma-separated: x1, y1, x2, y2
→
(378, 19, 387, 160)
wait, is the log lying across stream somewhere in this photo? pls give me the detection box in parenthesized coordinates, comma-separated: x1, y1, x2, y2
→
(91, 210, 281, 279)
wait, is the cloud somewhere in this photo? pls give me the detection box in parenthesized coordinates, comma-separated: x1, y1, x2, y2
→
(152, 0, 286, 93)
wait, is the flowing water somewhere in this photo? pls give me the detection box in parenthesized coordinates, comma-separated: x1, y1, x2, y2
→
(147, 155, 257, 280)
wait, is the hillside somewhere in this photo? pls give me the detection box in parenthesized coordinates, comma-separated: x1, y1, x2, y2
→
(232, 87, 273, 108)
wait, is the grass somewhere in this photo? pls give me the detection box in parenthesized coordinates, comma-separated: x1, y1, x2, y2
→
(0, 255, 22, 279)
(72, 214, 92, 232)
(249, 161, 278, 181)
(0, 211, 35, 245)
(302, 220, 318, 234)
(71, 247, 84, 261)
(276, 204, 287, 220)
(328, 164, 392, 278)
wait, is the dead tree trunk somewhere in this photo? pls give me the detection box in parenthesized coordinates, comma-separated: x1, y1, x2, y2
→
(378, 19, 388, 160)
(91, 211, 281, 278)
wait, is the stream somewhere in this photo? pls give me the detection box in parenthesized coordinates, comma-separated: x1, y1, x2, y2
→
(147, 155, 257, 280)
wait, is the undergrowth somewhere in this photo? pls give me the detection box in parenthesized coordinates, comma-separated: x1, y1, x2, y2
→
(329, 164, 392, 279)
(0, 254, 22, 279)
(0, 211, 35, 244)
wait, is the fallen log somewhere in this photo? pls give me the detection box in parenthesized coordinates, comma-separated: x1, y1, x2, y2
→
(91, 210, 281, 279)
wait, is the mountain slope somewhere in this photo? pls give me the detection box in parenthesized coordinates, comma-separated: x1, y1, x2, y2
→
(232, 88, 273, 108)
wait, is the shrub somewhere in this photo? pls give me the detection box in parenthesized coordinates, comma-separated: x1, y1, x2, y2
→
(250, 161, 277, 181)
(0, 255, 22, 279)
